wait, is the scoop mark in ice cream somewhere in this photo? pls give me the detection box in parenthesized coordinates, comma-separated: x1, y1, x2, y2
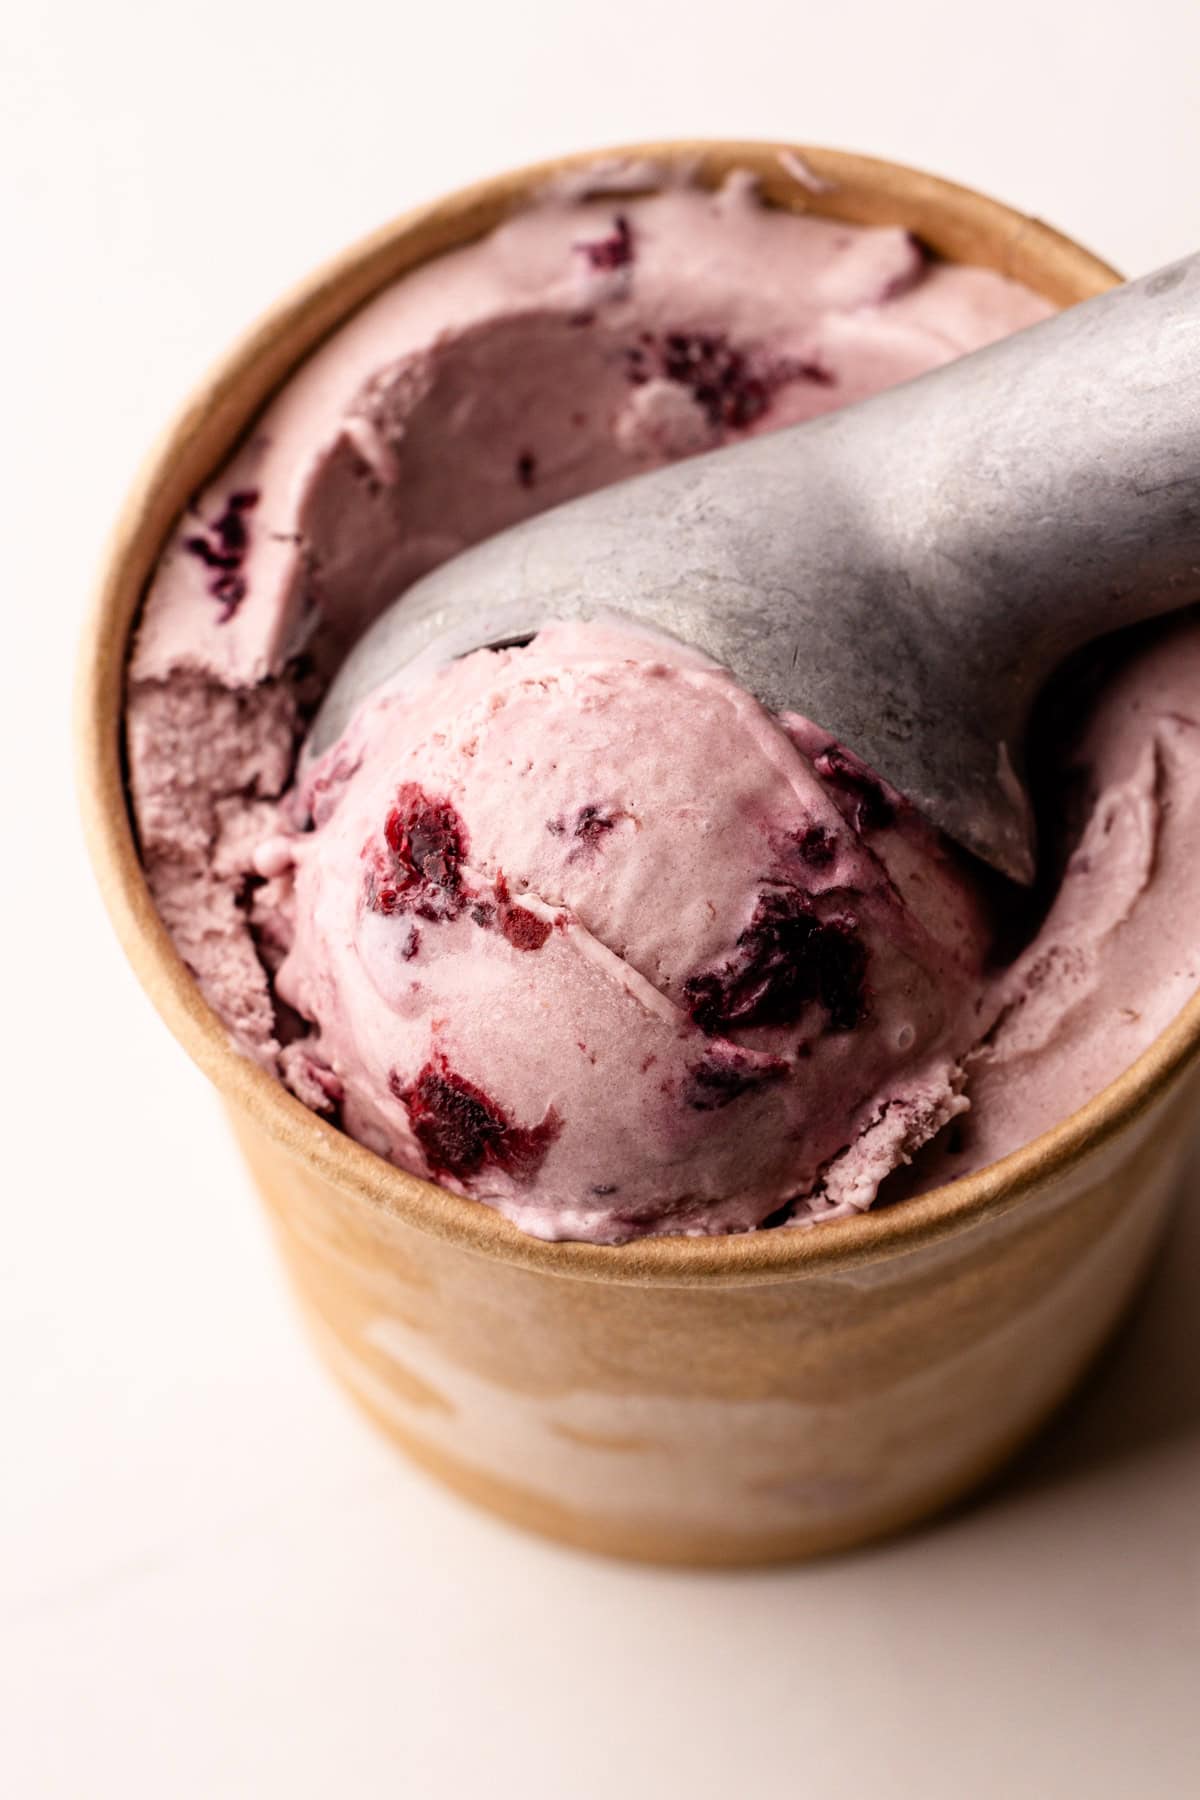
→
(367, 786, 468, 921)
(683, 1042, 790, 1111)
(392, 1054, 560, 1182)
(684, 888, 868, 1035)
(182, 489, 259, 621)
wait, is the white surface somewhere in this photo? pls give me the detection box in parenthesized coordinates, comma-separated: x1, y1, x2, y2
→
(5, 3, 1200, 1794)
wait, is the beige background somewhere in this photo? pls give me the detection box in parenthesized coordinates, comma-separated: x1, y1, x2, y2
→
(7, 0, 1200, 1793)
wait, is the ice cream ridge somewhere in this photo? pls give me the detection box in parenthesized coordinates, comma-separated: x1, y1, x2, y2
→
(127, 169, 1200, 1244)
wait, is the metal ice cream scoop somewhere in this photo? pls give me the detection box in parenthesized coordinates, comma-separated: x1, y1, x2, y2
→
(311, 251, 1200, 883)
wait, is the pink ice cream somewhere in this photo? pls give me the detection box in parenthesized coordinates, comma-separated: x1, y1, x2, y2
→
(125, 167, 1200, 1243)
(264, 619, 989, 1239)
(907, 620, 1200, 1190)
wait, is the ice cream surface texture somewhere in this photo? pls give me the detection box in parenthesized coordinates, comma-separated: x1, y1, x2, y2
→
(125, 169, 1200, 1242)
(267, 619, 990, 1239)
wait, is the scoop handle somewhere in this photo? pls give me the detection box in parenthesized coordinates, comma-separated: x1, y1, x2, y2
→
(865, 249, 1200, 673)
(310, 248, 1200, 886)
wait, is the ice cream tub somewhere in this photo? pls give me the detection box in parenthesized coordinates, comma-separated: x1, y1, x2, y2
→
(77, 141, 1200, 1563)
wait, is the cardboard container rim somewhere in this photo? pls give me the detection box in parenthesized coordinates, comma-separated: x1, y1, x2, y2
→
(75, 137, 1200, 1289)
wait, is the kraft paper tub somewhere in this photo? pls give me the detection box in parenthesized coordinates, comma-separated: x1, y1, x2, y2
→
(77, 141, 1200, 1564)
